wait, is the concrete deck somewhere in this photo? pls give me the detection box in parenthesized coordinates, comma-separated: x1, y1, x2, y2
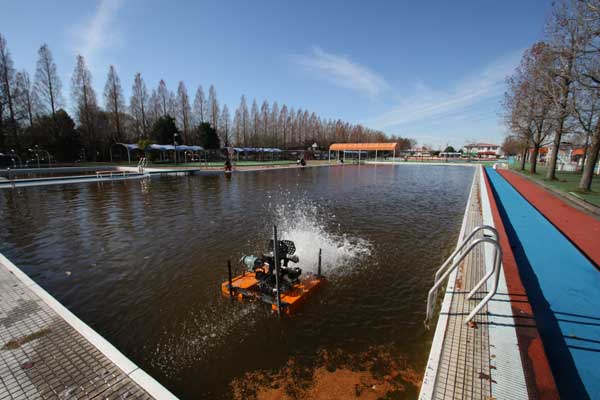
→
(0, 253, 177, 399)
(420, 167, 528, 399)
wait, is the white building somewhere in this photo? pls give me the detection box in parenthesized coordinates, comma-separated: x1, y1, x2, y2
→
(463, 143, 502, 159)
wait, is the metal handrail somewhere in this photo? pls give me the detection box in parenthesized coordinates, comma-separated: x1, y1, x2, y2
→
(433, 225, 497, 284)
(425, 236, 502, 327)
(428, 225, 498, 317)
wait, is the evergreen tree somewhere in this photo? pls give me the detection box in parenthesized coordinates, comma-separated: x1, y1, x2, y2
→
(151, 115, 179, 144)
(195, 122, 220, 149)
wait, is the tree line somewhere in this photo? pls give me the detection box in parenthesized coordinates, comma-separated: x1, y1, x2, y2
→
(0, 34, 413, 162)
(502, 0, 600, 191)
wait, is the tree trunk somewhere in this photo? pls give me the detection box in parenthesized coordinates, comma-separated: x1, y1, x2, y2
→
(546, 128, 562, 179)
(520, 146, 528, 171)
(531, 145, 539, 174)
(45, 60, 56, 118)
(546, 79, 571, 180)
(580, 132, 590, 172)
(578, 125, 600, 191)
(520, 138, 529, 171)
(0, 101, 4, 151)
(141, 103, 147, 139)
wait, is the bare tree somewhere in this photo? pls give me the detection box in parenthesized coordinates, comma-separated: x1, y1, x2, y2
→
(207, 85, 219, 131)
(233, 108, 242, 146)
(193, 85, 206, 125)
(543, 1, 584, 180)
(176, 81, 192, 143)
(575, 0, 600, 190)
(250, 99, 259, 147)
(167, 90, 177, 117)
(0, 33, 17, 148)
(260, 100, 269, 144)
(148, 89, 162, 126)
(14, 70, 34, 127)
(238, 95, 249, 146)
(220, 104, 231, 146)
(130, 72, 149, 139)
(267, 101, 277, 147)
(71, 55, 99, 160)
(279, 105, 288, 148)
(157, 79, 169, 116)
(103, 65, 125, 142)
(504, 43, 555, 174)
(33, 44, 62, 118)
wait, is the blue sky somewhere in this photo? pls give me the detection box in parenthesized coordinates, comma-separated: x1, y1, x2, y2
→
(1, 0, 551, 147)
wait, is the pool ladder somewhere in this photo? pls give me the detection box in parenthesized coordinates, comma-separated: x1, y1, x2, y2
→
(137, 157, 148, 173)
(425, 225, 502, 328)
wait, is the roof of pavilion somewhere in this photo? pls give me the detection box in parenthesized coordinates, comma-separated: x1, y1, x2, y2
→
(329, 143, 398, 151)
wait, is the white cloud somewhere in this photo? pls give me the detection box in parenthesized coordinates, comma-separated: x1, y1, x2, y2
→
(70, 0, 124, 68)
(292, 47, 389, 99)
(367, 50, 523, 131)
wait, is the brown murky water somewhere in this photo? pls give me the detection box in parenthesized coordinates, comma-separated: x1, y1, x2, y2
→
(0, 164, 473, 399)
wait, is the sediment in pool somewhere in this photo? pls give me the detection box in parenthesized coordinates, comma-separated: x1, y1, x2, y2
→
(230, 345, 422, 399)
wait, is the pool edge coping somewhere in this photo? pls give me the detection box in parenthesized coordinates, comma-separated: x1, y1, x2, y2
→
(418, 165, 479, 399)
(0, 251, 178, 400)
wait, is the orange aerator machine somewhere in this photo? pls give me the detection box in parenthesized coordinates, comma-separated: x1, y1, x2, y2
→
(221, 227, 323, 315)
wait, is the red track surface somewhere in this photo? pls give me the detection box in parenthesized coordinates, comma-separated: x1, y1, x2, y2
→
(483, 169, 558, 399)
(498, 169, 600, 267)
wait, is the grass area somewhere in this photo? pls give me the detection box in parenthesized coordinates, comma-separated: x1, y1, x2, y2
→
(509, 163, 600, 207)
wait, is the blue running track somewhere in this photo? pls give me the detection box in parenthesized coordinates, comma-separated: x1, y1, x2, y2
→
(486, 167, 600, 399)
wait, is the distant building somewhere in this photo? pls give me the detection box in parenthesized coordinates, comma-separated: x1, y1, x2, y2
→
(463, 143, 502, 159)
(527, 142, 585, 171)
(410, 147, 431, 157)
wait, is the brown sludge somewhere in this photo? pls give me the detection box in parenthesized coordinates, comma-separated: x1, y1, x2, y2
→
(230, 345, 422, 400)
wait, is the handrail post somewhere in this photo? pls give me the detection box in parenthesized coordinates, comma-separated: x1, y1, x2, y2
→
(227, 259, 234, 298)
(464, 243, 503, 324)
(273, 225, 281, 316)
(317, 248, 322, 277)
(466, 242, 500, 300)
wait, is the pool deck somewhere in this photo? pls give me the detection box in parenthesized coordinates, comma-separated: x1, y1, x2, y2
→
(420, 166, 531, 399)
(0, 253, 177, 399)
(486, 167, 600, 399)
(0, 163, 343, 188)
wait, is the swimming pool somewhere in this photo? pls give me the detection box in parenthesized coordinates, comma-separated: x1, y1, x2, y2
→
(0, 164, 473, 399)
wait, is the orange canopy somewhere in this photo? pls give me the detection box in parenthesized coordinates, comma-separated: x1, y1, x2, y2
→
(329, 143, 398, 151)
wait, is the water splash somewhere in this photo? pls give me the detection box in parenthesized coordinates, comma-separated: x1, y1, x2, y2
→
(272, 198, 371, 275)
(149, 302, 261, 379)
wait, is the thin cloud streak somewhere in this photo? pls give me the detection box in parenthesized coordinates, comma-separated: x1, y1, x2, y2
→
(292, 47, 389, 99)
(71, 0, 124, 67)
(367, 50, 523, 130)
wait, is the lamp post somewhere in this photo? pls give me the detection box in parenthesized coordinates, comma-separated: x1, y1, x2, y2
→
(10, 150, 21, 168)
(29, 147, 40, 168)
(40, 146, 52, 167)
(173, 133, 179, 165)
(35, 145, 52, 167)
